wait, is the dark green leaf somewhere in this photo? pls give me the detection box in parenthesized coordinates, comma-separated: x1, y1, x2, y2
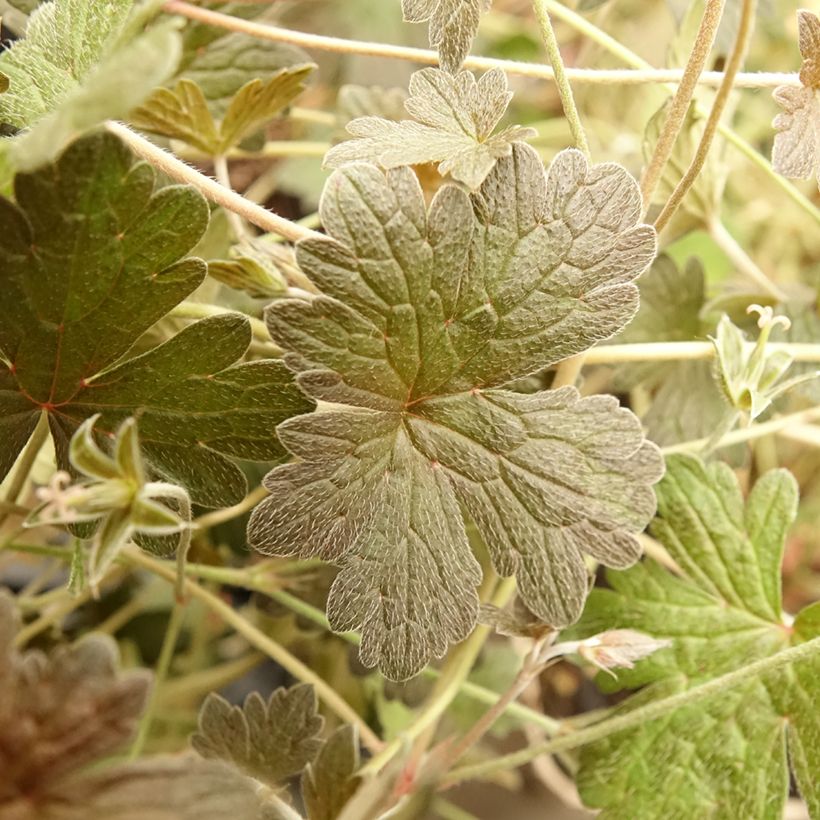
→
(249, 144, 662, 679)
(572, 454, 820, 819)
(0, 131, 312, 507)
(191, 683, 324, 789)
(302, 726, 361, 820)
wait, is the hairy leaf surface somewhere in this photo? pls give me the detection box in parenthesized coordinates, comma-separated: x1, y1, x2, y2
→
(192, 684, 324, 789)
(402, 0, 492, 73)
(249, 144, 662, 680)
(773, 11, 820, 191)
(325, 68, 535, 189)
(302, 726, 361, 820)
(0, 132, 312, 506)
(572, 455, 820, 819)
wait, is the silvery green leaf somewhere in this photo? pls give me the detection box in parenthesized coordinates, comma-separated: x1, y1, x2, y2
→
(325, 67, 535, 189)
(191, 684, 324, 790)
(337, 84, 408, 126)
(402, 0, 492, 73)
(571, 455, 820, 819)
(249, 144, 662, 680)
(772, 11, 820, 191)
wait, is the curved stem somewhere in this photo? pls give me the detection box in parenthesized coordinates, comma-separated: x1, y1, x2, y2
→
(213, 154, 248, 240)
(161, 1, 793, 88)
(654, 0, 755, 234)
(169, 302, 273, 345)
(532, 0, 590, 158)
(640, 0, 726, 210)
(123, 546, 385, 753)
(194, 484, 269, 530)
(105, 121, 323, 243)
(442, 636, 820, 788)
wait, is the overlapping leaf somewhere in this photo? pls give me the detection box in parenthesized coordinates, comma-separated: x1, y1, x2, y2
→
(325, 68, 535, 190)
(249, 143, 662, 680)
(402, 0, 492, 73)
(571, 455, 820, 819)
(0, 592, 273, 820)
(773, 10, 820, 191)
(131, 64, 314, 155)
(0, 131, 312, 507)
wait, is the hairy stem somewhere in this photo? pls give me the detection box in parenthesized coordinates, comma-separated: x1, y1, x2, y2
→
(442, 635, 820, 788)
(105, 121, 323, 243)
(654, 0, 756, 234)
(532, 0, 590, 158)
(194, 485, 269, 530)
(161, 1, 793, 88)
(640, 0, 726, 210)
(130, 602, 186, 757)
(213, 154, 249, 240)
(124, 546, 384, 753)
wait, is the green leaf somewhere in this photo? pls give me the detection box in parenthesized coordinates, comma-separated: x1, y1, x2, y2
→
(325, 68, 535, 190)
(207, 239, 291, 299)
(401, 0, 492, 73)
(248, 143, 662, 680)
(302, 726, 361, 820)
(0, 0, 132, 129)
(191, 683, 324, 790)
(0, 131, 312, 507)
(571, 454, 820, 819)
(131, 64, 314, 155)
(613, 255, 728, 447)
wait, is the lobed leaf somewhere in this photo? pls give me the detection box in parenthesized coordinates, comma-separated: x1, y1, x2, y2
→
(402, 0, 492, 73)
(772, 11, 820, 191)
(0, 131, 312, 507)
(302, 726, 361, 820)
(249, 143, 662, 680)
(325, 67, 535, 189)
(571, 455, 820, 819)
(191, 683, 324, 790)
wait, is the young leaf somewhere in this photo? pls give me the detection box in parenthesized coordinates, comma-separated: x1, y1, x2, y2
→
(571, 455, 819, 819)
(249, 143, 662, 680)
(0, 0, 132, 129)
(191, 683, 324, 790)
(302, 726, 361, 820)
(131, 65, 315, 155)
(402, 0, 492, 73)
(208, 239, 291, 299)
(773, 10, 820, 191)
(0, 593, 277, 820)
(325, 67, 535, 190)
(0, 131, 312, 507)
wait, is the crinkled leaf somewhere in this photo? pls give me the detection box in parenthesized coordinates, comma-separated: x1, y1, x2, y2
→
(191, 683, 324, 789)
(773, 11, 820, 191)
(401, 0, 492, 73)
(302, 726, 361, 820)
(0, 131, 312, 507)
(613, 256, 727, 446)
(249, 143, 662, 680)
(571, 454, 820, 819)
(325, 68, 535, 190)
(132, 65, 314, 155)
(337, 84, 408, 130)
(0, 0, 132, 129)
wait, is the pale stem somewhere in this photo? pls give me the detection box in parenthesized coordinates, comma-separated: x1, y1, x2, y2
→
(442, 636, 820, 788)
(552, 353, 587, 389)
(144, 481, 194, 602)
(105, 121, 323, 243)
(194, 484, 269, 530)
(532, 0, 590, 158)
(161, 1, 795, 88)
(123, 546, 385, 753)
(130, 602, 186, 758)
(640, 0, 726, 211)
(213, 154, 249, 240)
(13, 580, 104, 647)
(661, 406, 820, 455)
(169, 302, 274, 346)
(0, 411, 50, 526)
(583, 341, 820, 365)
(707, 219, 787, 301)
(542, 0, 820, 227)
(654, 0, 756, 234)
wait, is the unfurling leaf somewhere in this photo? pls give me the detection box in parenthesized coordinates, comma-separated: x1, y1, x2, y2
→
(772, 10, 820, 191)
(402, 0, 492, 73)
(0, 592, 279, 819)
(325, 67, 535, 189)
(249, 143, 662, 680)
(191, 683, 324, 790)
(208, 239, 291, 299)
(571, 455, 820, 819)
(0, 131, 312, 507)
(132, 64, 315, 155)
